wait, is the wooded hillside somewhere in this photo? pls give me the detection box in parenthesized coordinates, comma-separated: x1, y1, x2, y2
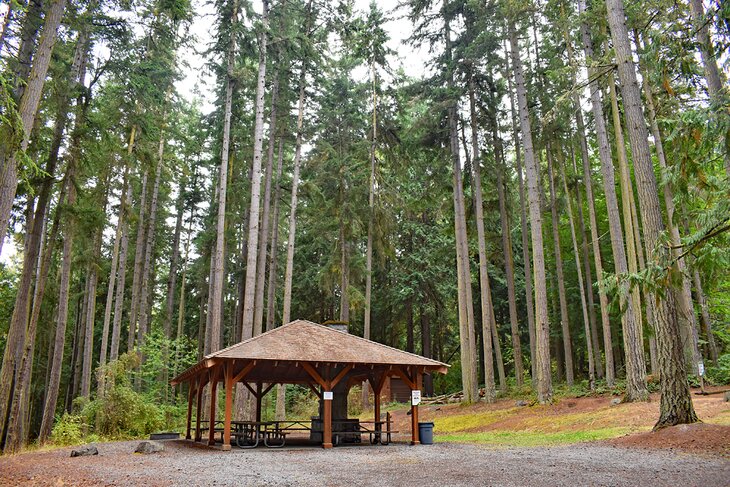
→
(0, 0, 728, 452)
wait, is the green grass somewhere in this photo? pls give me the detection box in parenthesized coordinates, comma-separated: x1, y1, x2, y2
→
(705, 409, 730, 426)
(436, 427, 633, 447)
(434, 408, 517, 433)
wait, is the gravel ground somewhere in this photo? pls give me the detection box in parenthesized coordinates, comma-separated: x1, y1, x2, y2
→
(2, 439, 729, 487)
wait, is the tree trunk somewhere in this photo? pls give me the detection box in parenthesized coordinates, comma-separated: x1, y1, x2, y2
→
(570, 34, 615, 388)
(0, 0, 67, 254)
(636, 35, 702, 374)
(558, 147, 595, 387)
(265, 136, 285, 332)
(208, 0, 238, 357)
(421, 304, 433, 395)
(80, 217, 104, 399)
(282, 66, 307, 326)
(461, 122, 500, 391)
(5, 182, 63, 450)
(692, 267, 718, 364)
(239, 0, 270, 342)
(253, 72, 279, 337)
(127, 167, 149, 352)
(34, 27, 90, 438)
(110, 152, 133, 362)
(338, 213, 350, 323)
(446, 16, 477, 404)
(569, 148, 603, 379)
(606, 0, 696, 426)
(0, 98, 67, 448)
(277, 0, 313, 420)
(136, 143, 164, 354)
(10, 0, 43, 101)
(489, 87, 524, 388)
(68, 285, 86, 410)
(547, 148, 574, 386)
(509, 20, 552, 402)
(469, 77, 496, 400)
(504, 38, 536, 382)
(361, 52, 377, 423)
(597, 57, 648, 403)
(560, 9, 604, 380)
(38, 161, 77, 443)
(172, 193, 196, 396)
(578, 1, 649, 392)
(688, 0, 729, 178)
(164, 172, 185, 339)
(81, 170, 112, 399)
(364, 59, 377, 343)
(99, 157, 130, 387)
(0, 0, 16, 59)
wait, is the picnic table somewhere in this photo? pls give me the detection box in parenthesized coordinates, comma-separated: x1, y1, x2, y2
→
(232, 421, 285, 448)
(203, 415, 397, 448)
(357, 419, 397, 446)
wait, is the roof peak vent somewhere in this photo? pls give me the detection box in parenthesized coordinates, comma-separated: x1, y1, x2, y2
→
(322, 320, 348, 334)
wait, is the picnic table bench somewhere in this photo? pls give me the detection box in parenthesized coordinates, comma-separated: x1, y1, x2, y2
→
(201, 414, 397, 448)
(231, 421, 290, 448)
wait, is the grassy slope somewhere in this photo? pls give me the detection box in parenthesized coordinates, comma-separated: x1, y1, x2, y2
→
(383, 387, 730, 447)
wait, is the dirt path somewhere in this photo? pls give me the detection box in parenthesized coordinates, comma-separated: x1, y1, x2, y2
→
(1, 439, 728, 487)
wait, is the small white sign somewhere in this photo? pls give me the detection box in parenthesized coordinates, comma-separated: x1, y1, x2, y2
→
(698, 362, 705, 377)
(411, 390, 421, 406)
(323, 391, 333, 400)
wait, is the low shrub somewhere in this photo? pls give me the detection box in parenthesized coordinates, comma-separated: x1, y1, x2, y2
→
(50, 412, 84, 446)
(706, 354, 730, 385)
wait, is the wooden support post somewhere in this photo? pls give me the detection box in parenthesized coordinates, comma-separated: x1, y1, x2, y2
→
(223, 362, 234, 451)
(186, 380, 195, 440)
(370, 373, 385, 435)
(374, 384, 381, 434)
(255, 383, 263, 423)
(323, 385, 333, 449)
(208, 366, 221, 446)
(411, 368, 422, 445)
(194, 373, 205, 442)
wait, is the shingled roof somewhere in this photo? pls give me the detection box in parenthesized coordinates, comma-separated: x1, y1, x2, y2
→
(172, 319, 448, 385)
(214, 319, 446, 366)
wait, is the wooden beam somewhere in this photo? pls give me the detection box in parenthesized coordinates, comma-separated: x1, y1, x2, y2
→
(393, 365, 416, 388)
(208, 365, 222, 446)
(243, 381, 258, 397)
(374, 380, 381, 436)
(185, 380, 195, 440)
(329, 364, 353, 389)
(411, 368, 423, 445)
(222, 362, 234, 451)
(322, 386, 332, 449)
(232, 361, 256, 383)
(302, 362, 327, 389)
(204, 357, 222, 369)
(261, 382, 276, 397)
(368, 371, 386, 395)
(194, 372, 207, 442)
(255, 383, 263, 422)
(307, 383, 322, 399)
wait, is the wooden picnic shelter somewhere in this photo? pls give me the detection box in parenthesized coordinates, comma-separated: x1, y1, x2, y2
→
(171, 319, 449, 450)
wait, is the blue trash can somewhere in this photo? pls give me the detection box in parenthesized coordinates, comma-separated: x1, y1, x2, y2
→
(418, 422, 434, 444)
